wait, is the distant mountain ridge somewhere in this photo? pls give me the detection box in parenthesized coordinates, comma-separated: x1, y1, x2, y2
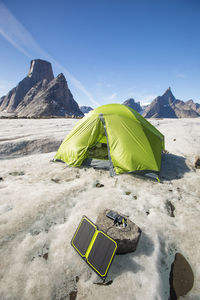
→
(122, 98, 142, 113)
(143, 88, 200, 118)
(186, 99, 200, 114)
(0, 59, 83, 118)
(0, 60, 199, 119)
(79, 106, 93, 114)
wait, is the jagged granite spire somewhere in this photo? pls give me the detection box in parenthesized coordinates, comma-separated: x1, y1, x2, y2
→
(143, 87, 200, 118)
(28, 59, 54, 83)
(0, 59, 84, 118)
(162, 87, 176, 102)
(0, 59, 54, 112)
(143, 88, 177, 118)
(16, 73, 84, 118)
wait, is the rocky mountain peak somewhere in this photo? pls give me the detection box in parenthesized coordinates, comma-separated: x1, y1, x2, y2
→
(123, 98, 142, 113)
(186, 99, 194, 105)
(124, 98, 136, 105)
(27, 59, 54, 83)
(185, 99, 200, 114)
(162, 87, 176, 102)
(143, 88, 200, 118)
(0, 59, 83, 118)
(55, 73, 67, 83)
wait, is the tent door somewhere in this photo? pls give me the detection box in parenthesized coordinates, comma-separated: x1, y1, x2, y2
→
(98, 114, 115, 176)
(87, 142, 108, 160)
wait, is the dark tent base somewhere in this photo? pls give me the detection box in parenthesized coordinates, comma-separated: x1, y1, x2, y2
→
(54, 158, 160, 181)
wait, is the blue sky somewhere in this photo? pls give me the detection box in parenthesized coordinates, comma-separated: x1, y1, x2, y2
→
(0, 0, 200, 107)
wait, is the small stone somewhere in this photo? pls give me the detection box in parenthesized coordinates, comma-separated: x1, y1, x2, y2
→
(96, 182, 104, 188)
(96, 209, 141, 254)
(9, 171, 25, 176)
(31, 230, 41, 236)
(43, 253, 48, 260)
(169, 253, 194, 299)
(163, 149, 169, 154)
(125, 191, 131, 195)
(69, 290, 77, 300)
(166, 200, 175, 217)
(173, 139, 176, 141)
(0, 177, 3, 181)
(195, 157, 200, 169)
(94, 280, 113, 286)
(133, 195, 137, 200)
(51, 178, 60, 183)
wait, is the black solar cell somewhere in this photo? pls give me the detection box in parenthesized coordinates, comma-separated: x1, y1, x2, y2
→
(72, 218, 96, 256)
(87, 232, 117, 277)
(71, 216, 117, 278)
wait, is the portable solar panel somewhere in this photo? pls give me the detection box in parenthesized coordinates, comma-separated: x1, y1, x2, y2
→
(71, 216, 117, 279)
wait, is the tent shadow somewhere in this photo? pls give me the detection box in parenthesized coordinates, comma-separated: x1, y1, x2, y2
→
(109, 233, 154, 280)
(159, 153, 190, 181)
(82, 153, 190, 182)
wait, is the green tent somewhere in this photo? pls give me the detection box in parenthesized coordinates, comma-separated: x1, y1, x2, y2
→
(54, 104, 164, 176)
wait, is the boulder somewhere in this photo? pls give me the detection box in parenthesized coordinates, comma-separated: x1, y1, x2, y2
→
(169, 253, 194, 299)
(96, 209, 141, 254)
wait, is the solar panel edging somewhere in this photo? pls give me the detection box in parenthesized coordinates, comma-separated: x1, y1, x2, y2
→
(71, 216, 118, 279)
(71, 216, 97, 257)
(86, 230, 117, 277)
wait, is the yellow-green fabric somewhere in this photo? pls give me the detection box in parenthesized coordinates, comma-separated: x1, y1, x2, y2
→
(54, 104, 164, 174)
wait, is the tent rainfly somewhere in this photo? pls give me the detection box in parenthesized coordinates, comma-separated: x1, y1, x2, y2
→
(54, 104, 165, 176)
